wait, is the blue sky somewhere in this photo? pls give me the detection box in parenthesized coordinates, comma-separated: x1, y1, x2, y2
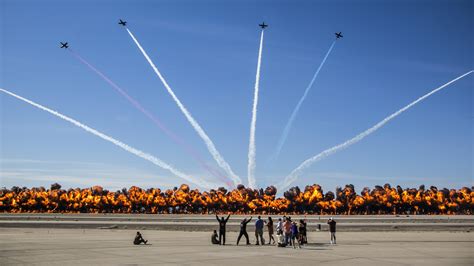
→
(1, 0, 472, 192)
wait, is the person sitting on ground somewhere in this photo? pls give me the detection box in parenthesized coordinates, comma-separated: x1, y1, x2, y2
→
(236, 216, 252, 245)
(211, 230, 220, 245)
(277, 230, 286, 247)
(291, 221, 301, 249)
(255, 216, 265, 245)
(133, 231, 148, 245)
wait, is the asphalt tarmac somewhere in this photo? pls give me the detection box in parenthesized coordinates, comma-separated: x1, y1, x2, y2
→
(1, 228, 472, 265)
(0, 214, 472, 231)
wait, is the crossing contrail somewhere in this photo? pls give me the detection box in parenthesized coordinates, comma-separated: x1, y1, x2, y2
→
(277, 70, 474, 191)
(247, 30, 265, 189)
(272, 40, 336, 162)
(124, 27, 242, 187)
(0, 88, 218, 189)
(68, 49, 233, 187)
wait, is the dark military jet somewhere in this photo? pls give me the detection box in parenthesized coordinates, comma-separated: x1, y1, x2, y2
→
(335, 32, 343, 39)
(259, 22, 268, 29)
(60, 42, 69, 49)
(118, 19, 127, 26)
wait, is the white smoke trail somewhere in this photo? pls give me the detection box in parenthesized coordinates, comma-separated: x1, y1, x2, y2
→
(0, 88, 218, 189)
(247, 30, 265, 189)
(272, 41, 336, 161)
(125, 28, 242, 187)
(277, 70, 474, 191)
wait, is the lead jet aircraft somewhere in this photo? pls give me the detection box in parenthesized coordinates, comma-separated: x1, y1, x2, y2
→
(259, 22, 268, 29)
(118, 19, 127, 26)
(60, 42, 69, 49)
(335, 32, 343, 39)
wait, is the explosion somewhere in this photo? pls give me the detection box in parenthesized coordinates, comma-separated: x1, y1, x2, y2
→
(1, 183, 472, 215)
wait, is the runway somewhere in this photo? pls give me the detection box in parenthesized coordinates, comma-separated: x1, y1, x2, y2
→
(0, 214, 472, 231)
(1, 228, 472, 265)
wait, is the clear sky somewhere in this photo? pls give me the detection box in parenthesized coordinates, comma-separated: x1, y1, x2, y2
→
(1, 0, 472, 192)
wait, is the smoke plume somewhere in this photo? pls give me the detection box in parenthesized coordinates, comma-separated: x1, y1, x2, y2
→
(272, 40, 336, 162)
(247, 30, 265, 188)
(278, 70, 473, 191)
(68, 49, 232, 187)
(125, 28, 241, 186)
(0, 88, 218, 189)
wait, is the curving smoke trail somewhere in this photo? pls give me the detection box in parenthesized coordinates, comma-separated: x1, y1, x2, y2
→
(247, 30, 265, 188)
(277, 70, 474, 191)
(124, 27, 242, 187)
(0, 88, 219, 189)
(272, 40, 336, 162)
(68, 49, 233, 187)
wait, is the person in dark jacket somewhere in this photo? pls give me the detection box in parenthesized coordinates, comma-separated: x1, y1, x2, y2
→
(266, 217, 276, 245)
(327, 217, 337, 244)
(236, 216, 252, 245)
(133, 231, 147, 245)
(211, 230, 220, 244)
(254, 216, 265, 245)
(299, 219, 307, 245)
(216, 214, 231, 245)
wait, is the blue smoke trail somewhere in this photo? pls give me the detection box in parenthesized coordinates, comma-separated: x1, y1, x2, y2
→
(272, 40, 337, 162)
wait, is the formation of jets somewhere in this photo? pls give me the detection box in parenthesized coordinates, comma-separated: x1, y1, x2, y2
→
(118, 19, 127, 26)
(60, 20, 341, 49)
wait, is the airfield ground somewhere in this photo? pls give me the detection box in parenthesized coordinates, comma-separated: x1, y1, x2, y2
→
(0, 215, 473, 265)
(1, 214, 473, 231)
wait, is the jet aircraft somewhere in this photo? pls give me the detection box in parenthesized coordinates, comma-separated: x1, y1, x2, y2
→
(259, 22, 268, 29)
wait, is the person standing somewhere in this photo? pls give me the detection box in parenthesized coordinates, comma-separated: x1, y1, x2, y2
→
(283, 217, 292, 246)
(291, 221, 301, 249)
(299, 219, 307, 245)
(254, 216, 265, 245)
(216, 214, 231, 245)
(266, 217, 276, 245)
(236, 216, 252, 245)
(327, 217, 337, 244)
(276, 218, 283, 235)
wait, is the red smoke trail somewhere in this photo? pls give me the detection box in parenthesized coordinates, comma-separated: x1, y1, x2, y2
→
(124, 28, 241, 187)
(68, 49, 233, 187)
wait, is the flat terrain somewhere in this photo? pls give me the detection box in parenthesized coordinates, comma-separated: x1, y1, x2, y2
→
(0, 228, 472, 265)
(0, 214, 472, 231)
(1, 215, 473, 265)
